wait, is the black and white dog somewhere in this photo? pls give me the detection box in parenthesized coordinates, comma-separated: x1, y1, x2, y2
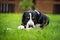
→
(21, 10, 49, 28)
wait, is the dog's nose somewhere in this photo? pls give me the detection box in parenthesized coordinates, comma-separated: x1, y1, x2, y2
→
(29, 25, 33, 28)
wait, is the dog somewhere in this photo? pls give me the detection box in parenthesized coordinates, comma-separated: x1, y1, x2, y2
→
(22, 10, 37, 28)
(21, 10, 49, 28)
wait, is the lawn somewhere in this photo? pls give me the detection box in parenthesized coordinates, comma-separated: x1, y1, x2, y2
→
(0, 13, 60, 40)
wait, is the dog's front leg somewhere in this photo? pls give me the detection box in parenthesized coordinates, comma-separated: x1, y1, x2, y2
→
(26, 23, 29, 29)
(33, 23, 35, 28)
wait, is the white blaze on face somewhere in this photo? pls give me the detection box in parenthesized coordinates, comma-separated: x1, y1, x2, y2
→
(18, 25, 24, 29)
(26, 13, 35, 28)
(29, 13, 32, 20)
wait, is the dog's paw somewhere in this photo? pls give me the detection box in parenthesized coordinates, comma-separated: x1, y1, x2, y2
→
(18, 25, 24, 29)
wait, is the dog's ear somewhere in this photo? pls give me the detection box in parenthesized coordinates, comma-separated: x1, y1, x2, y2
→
(22, 12, 26, 24)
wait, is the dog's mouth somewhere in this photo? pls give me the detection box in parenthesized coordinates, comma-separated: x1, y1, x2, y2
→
(29, 25, 33, 28)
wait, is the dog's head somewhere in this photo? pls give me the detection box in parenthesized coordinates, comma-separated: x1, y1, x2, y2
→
(22, 10, 38, 26)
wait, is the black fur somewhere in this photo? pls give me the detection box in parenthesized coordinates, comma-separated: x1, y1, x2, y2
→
(36, 11, 49, 28)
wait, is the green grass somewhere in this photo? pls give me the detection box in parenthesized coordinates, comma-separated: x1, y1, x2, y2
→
(0, 14, 60, 40)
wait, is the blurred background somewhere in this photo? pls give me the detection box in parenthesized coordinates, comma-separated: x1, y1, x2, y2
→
(0, 0, 60, 14)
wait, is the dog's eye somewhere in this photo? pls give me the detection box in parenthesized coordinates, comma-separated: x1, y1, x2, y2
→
(32, 17, 34, 19)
